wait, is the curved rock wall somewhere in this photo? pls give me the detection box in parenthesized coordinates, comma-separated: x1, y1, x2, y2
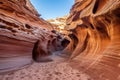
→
(0, 0, 120, 79)
(0, 0, 63, 73)
(65, 0, 120, 80)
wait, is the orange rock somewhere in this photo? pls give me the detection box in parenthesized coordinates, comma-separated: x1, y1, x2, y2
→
(64, 0, 120, 80)
(0, 0, 63, 73)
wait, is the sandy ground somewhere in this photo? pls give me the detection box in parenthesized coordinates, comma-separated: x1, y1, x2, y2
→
(0, 51, 92, 80)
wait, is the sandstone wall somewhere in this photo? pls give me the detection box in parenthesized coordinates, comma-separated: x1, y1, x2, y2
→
(0, 0, 120, 80)
(0, 0, 63, 73)
(64, 0, 120, 80)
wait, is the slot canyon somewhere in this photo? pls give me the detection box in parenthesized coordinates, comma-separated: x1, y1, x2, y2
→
(0, 0, 120, 80)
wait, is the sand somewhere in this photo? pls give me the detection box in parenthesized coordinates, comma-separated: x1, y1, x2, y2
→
(0, 51, 92, 80)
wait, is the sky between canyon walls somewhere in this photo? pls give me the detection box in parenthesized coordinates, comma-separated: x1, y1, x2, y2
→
(30, 0, 74, 20)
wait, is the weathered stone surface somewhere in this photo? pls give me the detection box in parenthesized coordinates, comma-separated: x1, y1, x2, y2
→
(47, 15, 68, 34)
(0, 0, 63, 73)
(1, 0, 120, 80)
(64, 0, 120, 80)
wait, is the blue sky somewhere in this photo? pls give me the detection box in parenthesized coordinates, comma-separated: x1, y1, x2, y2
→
(30, 0, 74, 20)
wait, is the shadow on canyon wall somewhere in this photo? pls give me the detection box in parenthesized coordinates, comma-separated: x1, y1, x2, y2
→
(0, 0, 120, 80)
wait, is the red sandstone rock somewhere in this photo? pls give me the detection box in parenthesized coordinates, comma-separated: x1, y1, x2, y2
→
(64, 0, 120, 80)
(0, 0, 63, 73)
(0, 0, 120, 80)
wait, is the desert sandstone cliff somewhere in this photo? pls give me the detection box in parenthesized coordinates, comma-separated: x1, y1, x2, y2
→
(0, 0, 64, 73)
(62, 0, 120, 80)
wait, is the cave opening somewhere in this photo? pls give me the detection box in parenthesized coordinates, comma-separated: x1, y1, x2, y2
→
(32, 40, 39, 62)
(93, 0, 108, 14)
(61, 38, 70, 48)
(32, 40, 53, 62)
(68, 34, 78, 49)
(93, 0, 99, 14)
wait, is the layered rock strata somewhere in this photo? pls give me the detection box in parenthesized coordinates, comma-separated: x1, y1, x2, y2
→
(0, 0, 63, 73)
(64, 0, 120, 80)
(0, 0, 120, 80)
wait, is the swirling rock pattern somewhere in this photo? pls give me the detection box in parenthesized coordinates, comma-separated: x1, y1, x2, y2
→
(0, 0, 120, 80)
(0, 0, 64, 73)
(64, 0, 120, 80)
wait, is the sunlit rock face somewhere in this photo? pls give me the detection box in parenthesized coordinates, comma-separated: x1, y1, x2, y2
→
(47, 15, 69, 34)
(64, 0, 120, 80)
(0, 0, 63, 73)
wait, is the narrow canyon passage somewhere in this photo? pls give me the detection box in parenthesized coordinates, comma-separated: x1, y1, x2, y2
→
(0, 0, 120, 80)
(0, 51, 91, 80)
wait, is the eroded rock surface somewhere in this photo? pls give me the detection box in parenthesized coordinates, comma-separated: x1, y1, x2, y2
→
(0, 0, 64, 73)
(63, 0, 120, 80)
(0, 0, 120, 80)
(47, 15, 68, 34)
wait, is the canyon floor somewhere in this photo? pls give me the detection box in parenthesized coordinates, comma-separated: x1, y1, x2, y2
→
(0, 51, 92, 80)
